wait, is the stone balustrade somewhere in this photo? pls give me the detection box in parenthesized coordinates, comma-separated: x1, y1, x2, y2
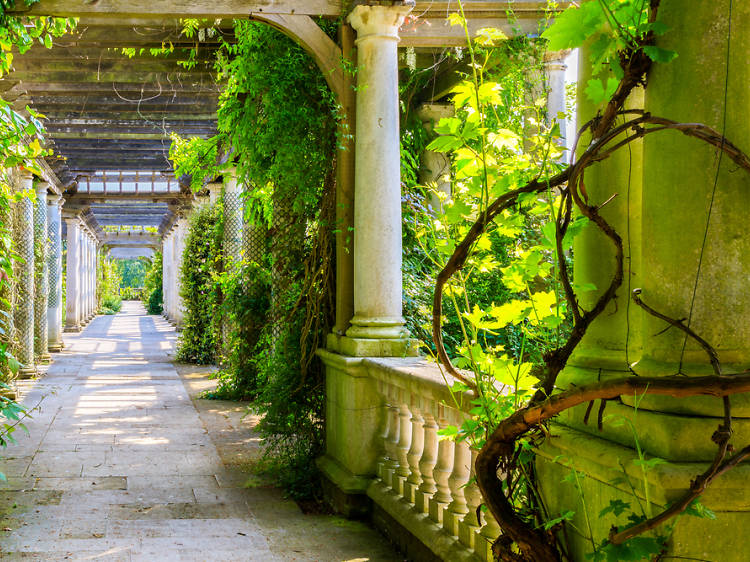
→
(318, 353, 500, 561)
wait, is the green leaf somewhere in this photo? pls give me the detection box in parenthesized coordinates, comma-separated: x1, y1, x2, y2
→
(584, 77, 619, 104)
(599, 499, 630, 518)
(542, 2, 605, 51)
(541, 510, 575, 530)
(642, 45, 678, 64)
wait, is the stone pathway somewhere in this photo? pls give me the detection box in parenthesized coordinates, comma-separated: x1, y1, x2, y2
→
(0, 301, 400, 561)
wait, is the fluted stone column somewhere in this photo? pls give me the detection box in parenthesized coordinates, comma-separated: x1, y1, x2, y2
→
(47, 194, 64, 352)
(14, 171, 36, 377)
(33, 183, 50, 363)
(417, 103, 453, 213)
(340, 3, 415, 356)
(64, 217, 82, 332)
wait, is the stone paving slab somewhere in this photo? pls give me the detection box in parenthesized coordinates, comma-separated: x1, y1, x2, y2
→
(0, 302, 402, 561)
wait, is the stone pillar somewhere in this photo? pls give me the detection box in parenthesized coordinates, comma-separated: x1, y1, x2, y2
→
(539, 4, 750, 560)
(82, 232, 90, 322)
(316, 0, 416, 522)
(13, 170, 36, 377)
(33, 182, 50, 363)
(544, 51, 569, 155)
(173, 219, 186, 327)
(340, 3, 415, 355)
(47, 194, 64, 352)
(417, 103, 453, 213)
(92, 240, 99, 315)
(64, 217, 82, 332)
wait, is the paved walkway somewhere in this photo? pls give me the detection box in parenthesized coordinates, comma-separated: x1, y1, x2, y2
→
(0, 301, 399, 561)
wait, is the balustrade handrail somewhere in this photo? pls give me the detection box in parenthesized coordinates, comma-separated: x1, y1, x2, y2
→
(362, 357, 475, 414)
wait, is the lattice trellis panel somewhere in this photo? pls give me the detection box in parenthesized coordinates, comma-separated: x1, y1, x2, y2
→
(47, 207, 61, 309)
(13, 196, 35, 373)
(223, 192, 244, 265)
(34, 192, 49, 358)
(0, 201, 15, 382)
(270, 190, 303, 340)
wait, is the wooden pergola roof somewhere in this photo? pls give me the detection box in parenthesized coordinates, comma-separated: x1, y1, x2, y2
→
(3, 1, 557, 246)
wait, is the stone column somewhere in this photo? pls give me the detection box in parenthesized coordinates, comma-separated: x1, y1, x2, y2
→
(64, 217, 82, 332)
(173, 219, 186, 327)
(538, 4, 750, 560)
(417, 103, 454, 213)
(13, 170, 36, 377)
(544, 51, 569, 156)
(342, 3, 415, 355)
(92, 241, 99, 315)
(47, 194, 64, 352)
(82, 232, 90, 322)
(33, 182, 50, 363)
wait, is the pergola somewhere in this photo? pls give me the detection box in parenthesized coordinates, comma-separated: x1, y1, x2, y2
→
(3, 3, 568, 560)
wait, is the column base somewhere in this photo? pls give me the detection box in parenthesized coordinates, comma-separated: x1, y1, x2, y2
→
(48, 343, 63, 353)
(64, 324, 81, 333)
(327, 333, 419, 358)
(537, 423, 750, 561)
(38, 353, 52, 364)
(17, 366, 37, 380)
(317, 454, 374, 519)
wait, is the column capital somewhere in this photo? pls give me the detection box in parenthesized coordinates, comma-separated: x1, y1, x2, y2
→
(348, 2, 414, 42)
(17, 166, 34, 181)
(35, 181, 50, 196)
(544, 49, 571, 67)
(47, 193, 63, 206)
(416, 103, 454, 132)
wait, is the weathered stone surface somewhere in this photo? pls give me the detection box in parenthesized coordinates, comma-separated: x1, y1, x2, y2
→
(0, 301, 400, 560)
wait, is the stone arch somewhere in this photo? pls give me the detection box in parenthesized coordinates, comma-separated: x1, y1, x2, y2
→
(249, 14, 345, 102)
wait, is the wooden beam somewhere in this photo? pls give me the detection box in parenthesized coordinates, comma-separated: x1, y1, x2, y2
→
(400, 16, 543, 47)
(6, 70, 216, 85)
(12, 0, 343, 19)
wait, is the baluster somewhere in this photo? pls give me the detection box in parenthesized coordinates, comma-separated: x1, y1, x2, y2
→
(459, 449, 482, 551)
(375, 380, 390, 480)
(382, 385, 401, 489)
(444, 415, 471, 537)
(404, 402, 424, 504)
(429, 406, 455, 525)
(415, 408, 438, 514)
(394, 395, 413, 497)
(479, 489, 503, 562)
